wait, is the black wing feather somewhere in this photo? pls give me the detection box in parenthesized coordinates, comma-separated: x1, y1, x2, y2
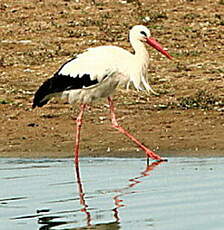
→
(32, 73, 98, 108)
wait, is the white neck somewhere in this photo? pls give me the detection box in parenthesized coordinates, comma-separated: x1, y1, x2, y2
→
(128, 38, 151, 91)
(131, 39, 149, 73)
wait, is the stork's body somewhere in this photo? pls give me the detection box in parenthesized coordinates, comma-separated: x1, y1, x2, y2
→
(33, 25, 172, 164)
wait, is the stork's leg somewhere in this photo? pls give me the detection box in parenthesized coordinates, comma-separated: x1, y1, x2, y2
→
(108, 96, 162, 161)
(74, 104, 86, 165)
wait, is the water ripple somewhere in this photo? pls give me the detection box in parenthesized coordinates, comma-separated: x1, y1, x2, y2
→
(0, 157, 224, 229)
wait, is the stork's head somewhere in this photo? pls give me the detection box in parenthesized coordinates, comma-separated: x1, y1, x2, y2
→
(130, 25, 172, 60)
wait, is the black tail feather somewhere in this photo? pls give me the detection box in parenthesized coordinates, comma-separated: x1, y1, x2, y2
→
(32, 72, 99, 109)
(32, 77, 58, 109)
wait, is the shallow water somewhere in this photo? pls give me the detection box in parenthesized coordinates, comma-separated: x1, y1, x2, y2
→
(0, 157, 224, 230)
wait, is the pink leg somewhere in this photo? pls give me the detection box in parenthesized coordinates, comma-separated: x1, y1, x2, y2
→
(74, 104, 86, 165)
(108, 97, 162, 161)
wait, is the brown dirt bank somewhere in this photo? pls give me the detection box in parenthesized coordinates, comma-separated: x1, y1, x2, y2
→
(1, 0, 224, 158)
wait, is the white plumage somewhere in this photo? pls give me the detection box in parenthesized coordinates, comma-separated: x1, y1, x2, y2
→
(60, 44, 149, 104)
(33, 25, 172, 163)
(33, 25, 172, 108)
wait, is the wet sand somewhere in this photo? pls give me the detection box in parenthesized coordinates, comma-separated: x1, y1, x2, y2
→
(1, 103, 224, 158)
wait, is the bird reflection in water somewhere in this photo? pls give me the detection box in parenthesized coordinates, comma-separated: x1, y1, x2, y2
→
(112, 160, 164, 222)
(74, 162, 91, 227)
(38, 160, 164, 229)
(74, 160, 164, 229)
(74, 161, 120, 230)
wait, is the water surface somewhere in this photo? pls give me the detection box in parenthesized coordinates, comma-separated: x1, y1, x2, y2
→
(0, 157, 224, 229)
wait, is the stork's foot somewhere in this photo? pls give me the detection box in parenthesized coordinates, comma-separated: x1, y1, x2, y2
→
(146, 156, 168, 165)
(145, 149, 168, 165)
(145, 149, 162, 161)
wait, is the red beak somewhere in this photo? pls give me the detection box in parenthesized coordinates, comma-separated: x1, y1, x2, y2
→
(146, 37, 172, 60)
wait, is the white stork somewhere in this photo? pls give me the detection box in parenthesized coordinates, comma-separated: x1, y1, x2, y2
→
(33, 25, 172, 164)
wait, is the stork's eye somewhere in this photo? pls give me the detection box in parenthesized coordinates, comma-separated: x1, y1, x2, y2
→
(140, 31, 147, 37)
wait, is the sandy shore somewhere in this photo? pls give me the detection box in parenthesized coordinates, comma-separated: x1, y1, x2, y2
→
(1, 0, 223, 158)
